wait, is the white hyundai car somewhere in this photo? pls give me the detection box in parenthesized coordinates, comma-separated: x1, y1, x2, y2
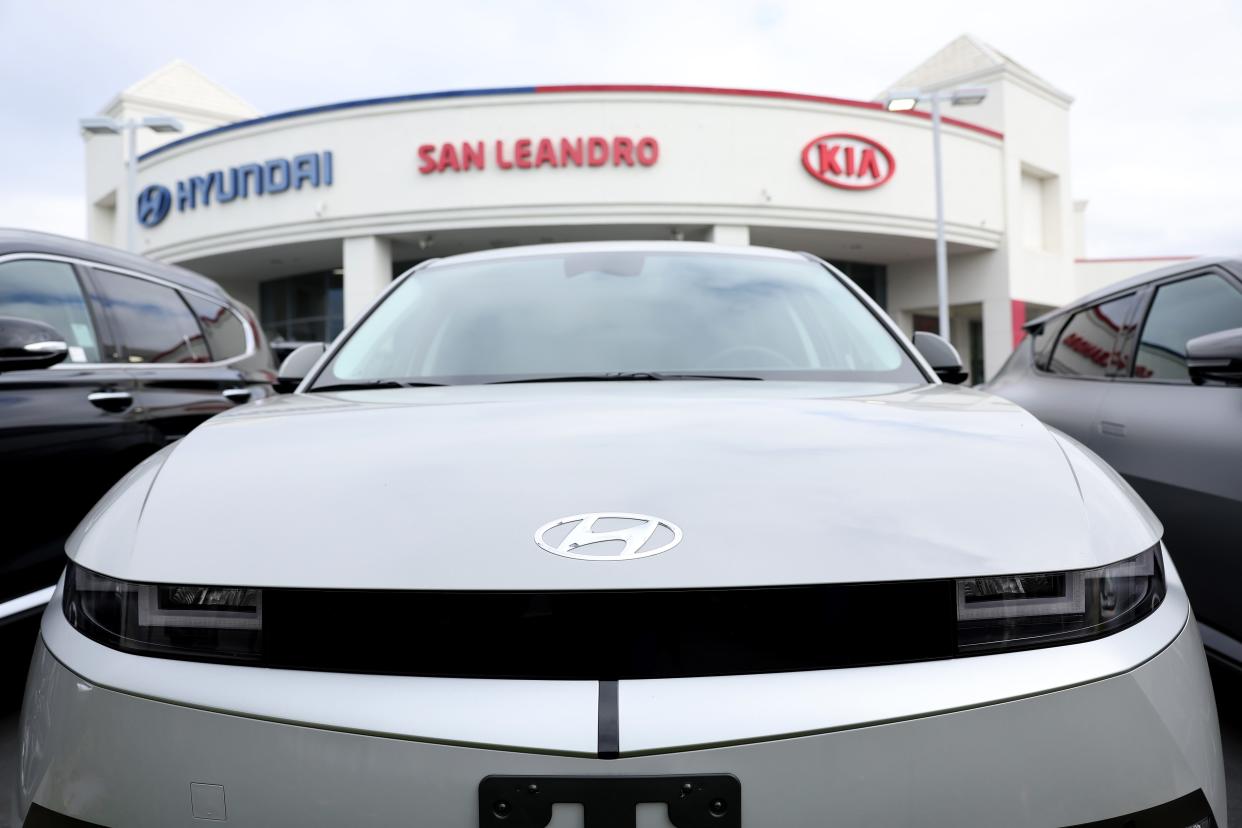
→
(16, 243, 1224, 827)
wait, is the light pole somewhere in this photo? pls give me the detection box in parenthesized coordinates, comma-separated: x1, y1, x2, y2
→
(883, 87, 987, 341)
(79, 115, 184, 253)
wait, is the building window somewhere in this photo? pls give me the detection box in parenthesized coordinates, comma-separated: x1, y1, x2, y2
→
(968, 318, 984, 385)
(834, 261, 886, 307)
(259, 271, 344, 345)
(912, 314, 939, 335)
(1020, 166, 1063, 253)
(1021, 171, 1047, 251)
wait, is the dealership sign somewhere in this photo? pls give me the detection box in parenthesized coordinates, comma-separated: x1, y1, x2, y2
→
(801, 133, 894, 190)
(418, 136, 659, 174)
(137, 151, 335, 228)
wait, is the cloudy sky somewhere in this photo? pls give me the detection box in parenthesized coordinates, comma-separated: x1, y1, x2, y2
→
(1, 0, 1238, 257)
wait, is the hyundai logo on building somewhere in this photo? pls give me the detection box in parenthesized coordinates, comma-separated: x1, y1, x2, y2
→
(534, 513, 682, 561)
(135, 150, 334, 227)
(136, 184, 173, 227)
(801, 133, 895, 190)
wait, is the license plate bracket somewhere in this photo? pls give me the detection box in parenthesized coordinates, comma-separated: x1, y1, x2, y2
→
(478, 774, 741, 828)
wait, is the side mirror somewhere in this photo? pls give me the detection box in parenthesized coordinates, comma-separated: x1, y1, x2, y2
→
(0, 316, 70, 373)
(1186, 327, 1242, 386)
(913, 331, 969, 385)
(275, 342, 327, 393)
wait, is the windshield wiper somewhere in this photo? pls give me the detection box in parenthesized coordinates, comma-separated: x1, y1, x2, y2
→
(490, 372, 763, 384)
(311, 380, 447, 392)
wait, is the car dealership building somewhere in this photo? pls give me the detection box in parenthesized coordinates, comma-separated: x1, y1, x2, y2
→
(81, 35, 1186, 380)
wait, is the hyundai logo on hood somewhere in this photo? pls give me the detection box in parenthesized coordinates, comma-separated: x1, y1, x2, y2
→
(535, 513, 682, 561)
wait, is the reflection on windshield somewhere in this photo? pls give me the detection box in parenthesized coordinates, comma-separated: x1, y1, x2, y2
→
(321, 250, 924, 387)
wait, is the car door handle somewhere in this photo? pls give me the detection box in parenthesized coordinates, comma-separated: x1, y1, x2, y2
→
(87, 390, 133, 412)
(222, 388, 252, 404)
(1099, 420, 1126, 437)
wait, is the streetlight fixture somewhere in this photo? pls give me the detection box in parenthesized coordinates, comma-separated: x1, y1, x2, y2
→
(883, 86, 988, 341)
(78, 115, 185, 253)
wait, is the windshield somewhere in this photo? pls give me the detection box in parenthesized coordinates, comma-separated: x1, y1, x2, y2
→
(314, 250, 925, 387)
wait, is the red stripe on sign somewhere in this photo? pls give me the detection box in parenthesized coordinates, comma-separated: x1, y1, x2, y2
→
(534, 85, 1004, 140)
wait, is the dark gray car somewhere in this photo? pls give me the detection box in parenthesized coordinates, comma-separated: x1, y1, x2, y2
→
(988, 256, 1242, 664)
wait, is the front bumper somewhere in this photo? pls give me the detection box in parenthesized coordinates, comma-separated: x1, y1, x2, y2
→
(16, 555, 1226, 828)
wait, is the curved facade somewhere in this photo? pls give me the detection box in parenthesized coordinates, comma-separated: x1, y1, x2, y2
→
(135, 85, 1006, 262)
(85, 37, 1102, 379)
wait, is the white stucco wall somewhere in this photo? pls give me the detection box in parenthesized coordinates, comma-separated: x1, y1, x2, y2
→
(84, 79, 1105, 376)
(126, 89, 1006, 264)
(91, 41, 1193, 379)
(997, 79, 1076, 310)
(1073, 258, 1197, 298)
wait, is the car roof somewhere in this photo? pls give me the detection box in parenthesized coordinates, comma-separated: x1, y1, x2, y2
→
(0, 227, 230, 300)
(419, 240, 810, 269)
(1025, 255, 1242, 330)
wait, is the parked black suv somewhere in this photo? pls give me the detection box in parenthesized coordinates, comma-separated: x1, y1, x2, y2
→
(988, 256, 1242, 666)
(0, 229, 276, 624)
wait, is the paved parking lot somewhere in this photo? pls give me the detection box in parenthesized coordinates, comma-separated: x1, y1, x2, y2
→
(0, 618, 1238, 827)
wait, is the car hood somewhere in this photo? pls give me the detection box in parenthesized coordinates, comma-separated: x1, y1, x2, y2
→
(70, 382, 1161, 590)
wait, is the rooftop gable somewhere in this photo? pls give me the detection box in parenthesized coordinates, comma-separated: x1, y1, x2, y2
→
(100, 59, 259, 121)
(881, 34, 1073, 106)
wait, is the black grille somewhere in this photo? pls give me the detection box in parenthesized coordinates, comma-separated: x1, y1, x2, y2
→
(242, 581, 955, 679)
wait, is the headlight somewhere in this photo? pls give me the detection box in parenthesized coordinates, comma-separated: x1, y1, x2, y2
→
(62, 546, 1166, 674)
(956, 544, 1165, 652)
(64, 564, 262, 663)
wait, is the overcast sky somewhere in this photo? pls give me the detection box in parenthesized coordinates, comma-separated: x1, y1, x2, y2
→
(1, 0, 1238, 257)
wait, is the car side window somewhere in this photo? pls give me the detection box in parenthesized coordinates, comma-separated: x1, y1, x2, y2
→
(1046, 294, 1138, 378)
(91, 269, 210, 364)
(183, 293, 248, 361)
(1133, 273, 1242, 382)
(0, 259, 102, 363)
(1029, 315, 1063, 370)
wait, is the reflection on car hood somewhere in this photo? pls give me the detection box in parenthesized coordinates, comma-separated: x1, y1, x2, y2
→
(70, 382, 1161, 590)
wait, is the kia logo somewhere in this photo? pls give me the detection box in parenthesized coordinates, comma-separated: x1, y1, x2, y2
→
(136, 184, 172, 227)
(801, 133, 895, 190)
(535, 513, 682, 561)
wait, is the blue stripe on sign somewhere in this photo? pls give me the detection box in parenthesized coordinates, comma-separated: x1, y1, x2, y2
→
(137, 86, 540, 161)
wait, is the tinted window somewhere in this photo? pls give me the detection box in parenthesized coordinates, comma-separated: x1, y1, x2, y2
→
(1047, 294, 1137, 378)
(91, 270, 209, 364)
(1134, 273, 1242, 382)
(184, 294, 248, 361)
(260, 271, 344, 344)
(322, 251, 923, 386)
(0, 259, 101, 362)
